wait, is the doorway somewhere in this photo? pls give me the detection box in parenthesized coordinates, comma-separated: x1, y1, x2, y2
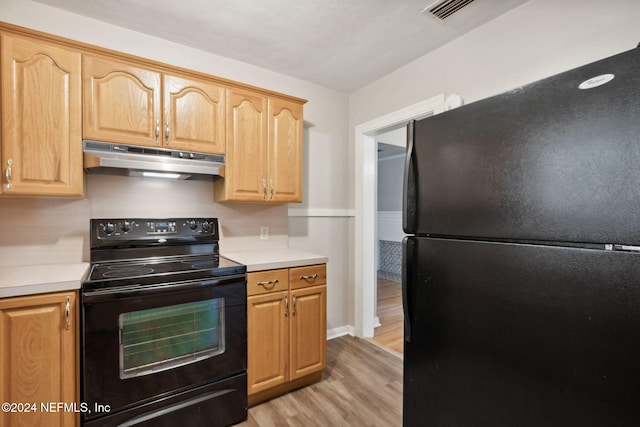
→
(373, 137, 406, 354)
(353, 94, 445, 339)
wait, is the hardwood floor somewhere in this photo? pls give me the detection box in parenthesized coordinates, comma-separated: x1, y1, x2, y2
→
(235, 335, 403, 427)
(372, 277, 404, 356)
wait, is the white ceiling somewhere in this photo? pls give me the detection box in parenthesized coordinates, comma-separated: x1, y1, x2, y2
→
(34, 0, 528, 93)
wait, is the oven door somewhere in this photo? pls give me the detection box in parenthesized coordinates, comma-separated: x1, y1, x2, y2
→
(81, 275, 246, 421)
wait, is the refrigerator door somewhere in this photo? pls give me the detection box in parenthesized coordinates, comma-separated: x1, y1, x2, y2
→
(403, 236, 640, 427)
(403, 47, 640, 245)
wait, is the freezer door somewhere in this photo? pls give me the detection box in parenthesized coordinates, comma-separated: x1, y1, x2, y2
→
(403, 237, 640, 427)
(403, 47, 640, 245)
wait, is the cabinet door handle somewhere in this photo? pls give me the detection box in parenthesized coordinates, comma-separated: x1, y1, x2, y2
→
(262, 179, 267, 200)
(155, 120, 160, 145)
(284, 296, 289, 317)
(257, 279, 278, 289)
(5, 159, 12, 190)
(292, 293, 297, 316)
(165, 122, 170, 145)
(269, 179, 274, 200)
(299, 273, 318, 280)
(64, 296, 71, 330)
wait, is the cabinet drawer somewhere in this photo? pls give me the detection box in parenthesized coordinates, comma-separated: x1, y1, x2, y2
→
(247, 269, 289, 296)
(290, 264, 327, 290)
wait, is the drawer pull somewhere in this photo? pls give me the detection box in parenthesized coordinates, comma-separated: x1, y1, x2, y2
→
(5, 159, 12, 190)
(292, 293, 297, 316)
(299, 273, 319, 280)
(257, 279, 279, 289)
(64, 296, 71, 330)
(284, 296, 289, 317)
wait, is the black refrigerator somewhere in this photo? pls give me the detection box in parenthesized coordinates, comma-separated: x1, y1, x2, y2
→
(402, 46, 640, 427)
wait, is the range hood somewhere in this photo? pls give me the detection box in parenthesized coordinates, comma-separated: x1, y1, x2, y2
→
(83, 140, 224, 180)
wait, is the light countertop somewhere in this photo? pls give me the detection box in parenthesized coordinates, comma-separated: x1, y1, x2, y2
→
(0, 263, 90, 298)
(0, 248, 327, 298)
(223, 248, 328, 272)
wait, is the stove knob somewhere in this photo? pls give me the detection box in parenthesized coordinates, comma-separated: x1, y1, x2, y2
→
(201, 221, 212, 232)
(121, 221, 132, 233)
(102, 222, 116, 235)
(187, 220, 198, 230)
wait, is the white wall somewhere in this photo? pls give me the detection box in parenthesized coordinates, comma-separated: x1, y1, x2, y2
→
(350, 0, 640, 130)
(0, 0, 352, 330)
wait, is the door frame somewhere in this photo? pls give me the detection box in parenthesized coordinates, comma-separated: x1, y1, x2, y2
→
(353, 94, 445, 338)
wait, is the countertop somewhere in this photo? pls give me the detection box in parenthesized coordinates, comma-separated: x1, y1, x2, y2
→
(223, 248, 328, 272)
(0, 263, 90, 298)
(0, 248, 327, 298)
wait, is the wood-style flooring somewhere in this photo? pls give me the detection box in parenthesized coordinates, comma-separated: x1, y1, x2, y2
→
(234, 335, 403, 426)
(371, 277, 404, 356)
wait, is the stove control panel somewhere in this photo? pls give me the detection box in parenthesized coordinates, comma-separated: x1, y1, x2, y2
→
(146, 220, 177, 234)
(92, 218, 219, 244)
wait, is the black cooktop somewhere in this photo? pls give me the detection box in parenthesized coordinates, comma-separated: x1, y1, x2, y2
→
(87, 254, 245, 281)
(83, 254, 246, 291)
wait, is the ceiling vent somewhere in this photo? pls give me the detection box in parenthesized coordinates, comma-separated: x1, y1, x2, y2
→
(423, 0, 476, 20)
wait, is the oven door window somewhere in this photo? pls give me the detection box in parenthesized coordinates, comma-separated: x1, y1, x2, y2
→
(119, 298, 225, 378)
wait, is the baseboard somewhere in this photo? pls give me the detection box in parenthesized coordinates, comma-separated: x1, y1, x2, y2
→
(327, 325, 354, 340)
(327, 319, 383, 340)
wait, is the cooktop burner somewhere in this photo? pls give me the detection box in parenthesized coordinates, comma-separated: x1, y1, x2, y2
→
(88, 255, 225, 282)
(102, 266, 155, 278)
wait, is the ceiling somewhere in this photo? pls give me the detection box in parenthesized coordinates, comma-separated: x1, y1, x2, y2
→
(34, 0, 528, 93)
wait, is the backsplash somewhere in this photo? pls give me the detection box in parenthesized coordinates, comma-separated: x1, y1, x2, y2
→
(0, 174, 289, 267)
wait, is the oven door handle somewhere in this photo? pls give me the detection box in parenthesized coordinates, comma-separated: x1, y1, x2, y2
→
(82, 274, 246, 302)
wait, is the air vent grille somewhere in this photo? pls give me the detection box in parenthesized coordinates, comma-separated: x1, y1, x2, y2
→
(425, 0, 476, 20)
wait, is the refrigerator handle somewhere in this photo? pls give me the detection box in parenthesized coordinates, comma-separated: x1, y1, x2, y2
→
(402, 236, 413, 342)
(403, 120, 417, 233)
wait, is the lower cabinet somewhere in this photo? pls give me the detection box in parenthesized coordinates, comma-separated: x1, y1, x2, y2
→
(247, 264, 326, 405)
(0, 291, 79, 427)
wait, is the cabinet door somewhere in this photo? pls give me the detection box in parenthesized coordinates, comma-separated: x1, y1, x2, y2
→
(289, 285, 326, 380)
(164, 74, 225, 154)
(83, 55, 161, 147)
(0, 292, 78, 427)
(224, 88, 268, 201)
(247, 291, 289, 395)
(1, 34, 83, 196)
(268, 97, 303, 202)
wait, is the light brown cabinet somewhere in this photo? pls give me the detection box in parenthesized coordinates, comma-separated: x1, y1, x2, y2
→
(0, 22, 306, 200)
(0, 291, 79, 427)
(0, 33, 83, 196)
(246, 264, 326, 405)
(215, 89, 303, 203)
(84, 55, 225, 154)
(268, 97, 303, 203)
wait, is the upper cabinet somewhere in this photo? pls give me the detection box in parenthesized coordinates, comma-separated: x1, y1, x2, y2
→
(83, 55, 161, 148)
(0, 33, 83, 196)
(84, 55, 226, 154)
(215, 88, 303, 203)
(219, 88, 269, 201)
(0, 22, 305, 200)
(269, 97, 303, 203)
(164, 74, 226, 154)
